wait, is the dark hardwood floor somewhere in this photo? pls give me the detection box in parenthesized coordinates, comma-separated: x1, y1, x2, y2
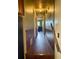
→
(26, 54, 54, 59)
(26, 32, 54, 59)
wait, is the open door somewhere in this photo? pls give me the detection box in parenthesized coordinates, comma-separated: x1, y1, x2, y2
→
(18, 16, 24, 59)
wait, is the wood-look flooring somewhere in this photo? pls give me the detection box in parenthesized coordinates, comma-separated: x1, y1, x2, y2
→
(26, 32, 54, 59)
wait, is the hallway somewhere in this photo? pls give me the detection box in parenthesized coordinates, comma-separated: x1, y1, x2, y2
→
(18, 0, 61, 59)
(26, 31, 54, 59)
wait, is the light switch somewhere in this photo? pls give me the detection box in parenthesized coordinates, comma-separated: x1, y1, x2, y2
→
(57, 33, 59, 38)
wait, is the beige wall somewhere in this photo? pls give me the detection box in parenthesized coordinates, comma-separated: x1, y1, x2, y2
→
(22, 12, 34, 59)
(55, 0, 61, 59)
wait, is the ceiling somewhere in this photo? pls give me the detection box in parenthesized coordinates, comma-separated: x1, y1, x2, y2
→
(24, 0, 54, 13)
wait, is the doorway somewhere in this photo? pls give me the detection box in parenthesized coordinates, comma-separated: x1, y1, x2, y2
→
(37, 17, 43, 32)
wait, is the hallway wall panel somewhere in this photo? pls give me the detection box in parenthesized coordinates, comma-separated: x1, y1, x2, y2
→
(55, 0, 61, 59)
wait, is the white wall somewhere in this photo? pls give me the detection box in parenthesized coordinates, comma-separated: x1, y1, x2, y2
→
(55, 0, 61, 59)
(22, 12, 34, 59)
